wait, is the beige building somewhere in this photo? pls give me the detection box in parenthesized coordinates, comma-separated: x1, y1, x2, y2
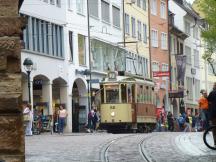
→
(124, 0, 150, 78)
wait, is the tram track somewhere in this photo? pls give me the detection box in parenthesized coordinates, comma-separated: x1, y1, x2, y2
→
(100, 134, 155, 162)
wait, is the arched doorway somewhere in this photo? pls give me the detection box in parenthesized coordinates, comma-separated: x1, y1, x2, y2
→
(72, 78, 87, 132)
(33, 75, 50, 117)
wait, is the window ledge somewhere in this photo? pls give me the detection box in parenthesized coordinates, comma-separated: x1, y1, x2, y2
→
(102, 20, 111, 26)
(22, 49, 65, 60)
(90, 15, 99, 21)
(77, 12, 85, 17)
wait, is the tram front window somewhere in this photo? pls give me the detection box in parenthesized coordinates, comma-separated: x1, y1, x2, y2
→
(105, 85, 119, 103)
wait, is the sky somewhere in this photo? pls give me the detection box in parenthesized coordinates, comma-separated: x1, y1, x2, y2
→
(186, 0, 195, 4)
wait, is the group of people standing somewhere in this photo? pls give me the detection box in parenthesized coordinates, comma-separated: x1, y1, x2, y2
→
(156, 83, 216, 135)
(87, 109, 100, 133)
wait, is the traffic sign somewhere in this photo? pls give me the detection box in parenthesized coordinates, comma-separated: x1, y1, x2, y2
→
(153, 71, 170, 77)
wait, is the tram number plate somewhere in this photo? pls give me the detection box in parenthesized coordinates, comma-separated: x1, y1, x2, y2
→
(110, 106, 115, 109)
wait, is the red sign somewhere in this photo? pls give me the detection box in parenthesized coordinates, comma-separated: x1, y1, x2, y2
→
(153, 71, 170, 77)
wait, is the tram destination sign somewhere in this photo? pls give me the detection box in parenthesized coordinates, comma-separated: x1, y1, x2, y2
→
(153, 71, 170, 77)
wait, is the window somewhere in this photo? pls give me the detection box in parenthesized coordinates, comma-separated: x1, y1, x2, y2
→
(194, 79, 200, 100)
(112, 6, 120, 28)
(125, 14, 130, 34)
(69, 31, 73, 61)
(143, 24, 147, 43)
(56, 0, 61, 7)
(78, 34, 86, 65)
(185, 46, 191, 64)
(185, 21, 191, 35)
(151, 0, 157, 15)
(68, 0, 72, 10)
(137, 0, 141, 7)
(131, 17, 136, 37)
(101, 0, 110, 23)
(160, 1, 166, 19)
(161, 32, 167, 50)
(193, 27, 199, 39)
(121, 84, 127, 103)
(137, 20, 142, 41)
(50, 0, 55, 5)
(162, 63, 169, 80)
(186, 77, 193, 100)
(77, 0, 84, 14)
(142, 0, 146, 10)
(152, 62, 159, 72)
(89, 0, 98, 17)
(194, 49, 199, 68)
(151, 29, 158, 47)
(105, 85, 119, 103)
(22, 15, 64, 57)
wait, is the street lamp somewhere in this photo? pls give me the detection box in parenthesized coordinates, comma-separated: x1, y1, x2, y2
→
(23, 58, 33, 103)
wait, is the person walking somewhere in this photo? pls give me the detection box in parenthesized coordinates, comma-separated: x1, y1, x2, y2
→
(23, 103, 33, 136)
(92, 109, 98, 132)
(199, 90, 209, 131)
(58, 105, 67, 134)
(207, 83, 216, 146)
(184, 114, 191, 132)
(167, 112, 174, 131)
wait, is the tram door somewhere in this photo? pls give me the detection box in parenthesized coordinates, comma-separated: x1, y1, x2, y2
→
(131, 84, 136, 123)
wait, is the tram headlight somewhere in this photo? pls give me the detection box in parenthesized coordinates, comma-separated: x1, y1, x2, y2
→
(111, 111, 115, 117)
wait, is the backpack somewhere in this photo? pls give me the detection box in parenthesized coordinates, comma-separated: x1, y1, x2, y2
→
(178, 116, 185, 125)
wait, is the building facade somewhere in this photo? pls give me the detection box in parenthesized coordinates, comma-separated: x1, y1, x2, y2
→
(149, 0, 169, 112)
(169, 0, 202, 115)
(20, 0, 123, 132)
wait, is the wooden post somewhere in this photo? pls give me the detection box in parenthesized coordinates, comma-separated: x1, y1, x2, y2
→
(0, 0, 25, 161)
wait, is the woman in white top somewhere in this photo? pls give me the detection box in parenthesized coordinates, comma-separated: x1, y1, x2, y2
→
(23, 104, 33, 136)
(58, 105, 67, 134)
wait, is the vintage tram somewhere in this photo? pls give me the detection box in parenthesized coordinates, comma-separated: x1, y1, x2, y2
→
(99, 72, 157, 132)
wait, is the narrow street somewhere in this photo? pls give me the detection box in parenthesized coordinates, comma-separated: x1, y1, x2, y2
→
(25, 132, 216, 162)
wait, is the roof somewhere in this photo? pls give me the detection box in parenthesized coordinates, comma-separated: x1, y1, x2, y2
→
(101, 76, 155, 86)
(173, 0, 201, 20)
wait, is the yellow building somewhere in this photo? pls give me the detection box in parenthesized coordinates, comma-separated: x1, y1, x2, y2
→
(124, 0, 150, 79)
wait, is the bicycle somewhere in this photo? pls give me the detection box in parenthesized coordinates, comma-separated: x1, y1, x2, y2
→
(203, 125, 216, 150)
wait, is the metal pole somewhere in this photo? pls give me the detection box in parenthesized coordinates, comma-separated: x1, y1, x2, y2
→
(87, 0, 92, 111)
(122, 0, 125, 47)
(27, 71, 31, 103)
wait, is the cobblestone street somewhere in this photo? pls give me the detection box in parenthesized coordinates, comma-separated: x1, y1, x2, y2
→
(25, 132, 216, 162)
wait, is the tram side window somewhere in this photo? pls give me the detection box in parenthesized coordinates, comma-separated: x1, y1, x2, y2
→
(100, 85, 104, 103)
(128, 85, 132, 103)
(105, 85, 119, 103)
(121, 84, 127, 103)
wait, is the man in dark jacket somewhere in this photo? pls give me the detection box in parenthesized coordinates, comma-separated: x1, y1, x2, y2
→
(207, 82, 216, 145)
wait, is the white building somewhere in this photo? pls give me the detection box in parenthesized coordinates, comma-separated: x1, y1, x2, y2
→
(169, 0, 202, 115)
(20, 0, 123, 132)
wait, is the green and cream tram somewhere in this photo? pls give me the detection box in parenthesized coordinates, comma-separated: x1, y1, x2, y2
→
(99, 73, 157, 132)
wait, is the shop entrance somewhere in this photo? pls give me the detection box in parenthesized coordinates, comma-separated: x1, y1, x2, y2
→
(172, 99, 178, 118)
(72, 79, 87, 132)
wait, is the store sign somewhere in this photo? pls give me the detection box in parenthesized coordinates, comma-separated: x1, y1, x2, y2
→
(153, 71, 170, 77)
(168, 90, 184, 98)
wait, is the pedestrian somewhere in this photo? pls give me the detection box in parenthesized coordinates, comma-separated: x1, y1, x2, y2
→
(87, 109, 94, 132)
(58, 105, 68, 134)
(199, 90, 209, 131)
(207, 82, 216, 146)
(184, 114, 191, 132)
(167, 112, 174, 131)
(177, 113, 185, 131)
(23, 103, 33, 136)
(92, 109, 98, 131)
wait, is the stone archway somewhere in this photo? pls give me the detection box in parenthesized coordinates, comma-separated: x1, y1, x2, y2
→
(0, 1, 25, 161)
(72, 78, 87, 132)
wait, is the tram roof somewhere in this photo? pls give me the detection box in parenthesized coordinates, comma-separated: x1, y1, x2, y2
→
(101, 76, 155, 86)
